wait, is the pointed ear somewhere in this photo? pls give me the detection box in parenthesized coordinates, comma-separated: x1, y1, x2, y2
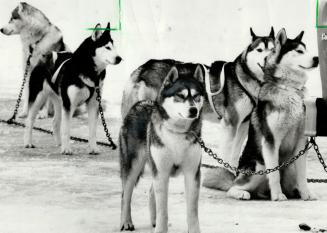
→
(294, 31, 304, 42)
(269, 27, 275, 39)
(193, 65, 204, 83)
(276, 28, 287, 46)
(101, 22, 112, 40)
(91, 23, 103, 41)
(163, 67, 179, 87)
(250, 27, 257, 41)
(18, 2, 27, 12)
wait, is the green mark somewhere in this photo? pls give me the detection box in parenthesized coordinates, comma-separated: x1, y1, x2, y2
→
(86, 0, 122, 31)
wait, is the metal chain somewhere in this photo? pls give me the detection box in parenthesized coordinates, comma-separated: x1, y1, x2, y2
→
(195, 134, 314, 176)
(7, 47, 34, 123)
(308, 137, 327, 183)
(95, 87, 117, 150)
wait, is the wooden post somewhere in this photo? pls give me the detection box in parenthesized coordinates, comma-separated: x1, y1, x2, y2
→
(317, 0, 327, 101)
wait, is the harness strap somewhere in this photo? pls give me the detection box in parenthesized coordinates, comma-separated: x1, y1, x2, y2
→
(51, 58, 71, 83)
(203, 63, 226, 120)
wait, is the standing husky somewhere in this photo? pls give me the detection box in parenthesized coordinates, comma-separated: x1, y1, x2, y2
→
(227, 29, 319, 201)
(120, 65, 205, 233)
(24, 23, 122, 154)
(1, 2, 69, 118)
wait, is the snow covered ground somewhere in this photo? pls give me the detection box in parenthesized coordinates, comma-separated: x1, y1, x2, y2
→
(0, 0, 327, 232)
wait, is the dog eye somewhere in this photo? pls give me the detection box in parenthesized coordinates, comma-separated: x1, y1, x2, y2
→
(296, 50, 304, 54)
(105, 46, 111, 50)
(175, 94, 185, 100)
(193, 95, 201, 102)
(257, 48, 263, 53)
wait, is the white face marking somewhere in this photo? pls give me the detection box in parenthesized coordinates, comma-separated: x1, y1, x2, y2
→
(93, 41, 120, 72)
(162, 88, 204, 120)
(246, 41, 274, 81)
(280, 45, 317, 71)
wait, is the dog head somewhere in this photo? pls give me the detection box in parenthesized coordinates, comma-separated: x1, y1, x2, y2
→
(1, 2, 48, 35)
(159, 65, 205, 121)
(90, 23, 122, 69)
(265, 28, 319, 85)
(242, 27, 275, 81)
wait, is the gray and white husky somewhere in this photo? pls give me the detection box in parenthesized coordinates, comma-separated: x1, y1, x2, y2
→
(1, 2, 69, 119)
(119, 65, 205, 233)
(227, 28, 319, 201)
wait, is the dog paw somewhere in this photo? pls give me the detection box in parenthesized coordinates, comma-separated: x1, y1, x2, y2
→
(18, 112, 28, 118)
(271, 192, 287, 201)
(300, 190, 317, 201)
(120, 221, 135, 231)
(36, 110, 48, 119)
(227, 188, 251, 200)
(88, 147, 99, 155)
(61, 147, 73, 155)
(24, 144, 35, 148)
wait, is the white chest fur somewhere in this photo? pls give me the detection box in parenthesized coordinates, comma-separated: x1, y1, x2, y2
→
(151, 124, 201, 168)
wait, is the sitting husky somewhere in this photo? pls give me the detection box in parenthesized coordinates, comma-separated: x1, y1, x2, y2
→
(1, 2, 69, 119)
(227, 29, 319, 201)
(120, 65, 205, 233)
(23, 23, 122, 154)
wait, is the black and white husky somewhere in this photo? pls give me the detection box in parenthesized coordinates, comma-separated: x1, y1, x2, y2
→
(120, 65, 205, 233)
(227, 29, 319, 201)
(23, 23, 122, 155)
(1, 2, 69, 118)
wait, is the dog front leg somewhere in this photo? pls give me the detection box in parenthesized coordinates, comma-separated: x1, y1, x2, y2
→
(153, 173, 169, 233)
(24, 91, 47, 148)
(184, 169, 201, 233)
(87, 99, 99, 154)
(261, 139, 287, 201)
(61, 108, 74, 155)
(19, 86, 29, 118)
(230, 121, 249, 167)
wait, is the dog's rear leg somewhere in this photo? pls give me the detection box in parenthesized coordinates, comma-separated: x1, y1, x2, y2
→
(294, 137, 317, 201)
(50, 95, 62, 146)
(120, 155, 147, 231)
(227, 163, 266, 200)
(149, 184, 156, 228)
(24, 91, 47, 148)
(37, 98, 50, 119)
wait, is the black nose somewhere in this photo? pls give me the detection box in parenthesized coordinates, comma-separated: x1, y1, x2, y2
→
(189, 107, 198, 118)
(115, 56, 122, 64)
(313, 56, 319, 67)
(0, 28, 4, 34)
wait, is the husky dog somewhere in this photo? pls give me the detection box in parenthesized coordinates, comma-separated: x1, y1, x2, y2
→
(120, 65, 205, 233)
(121, 28, 275, 190)
(1, 2, 69, 118)
(23, 23, 122, 154)
(227, 29, 319, 201)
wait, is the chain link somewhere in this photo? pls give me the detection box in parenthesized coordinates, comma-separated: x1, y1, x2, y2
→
(195, 134, 327, 180)
(7, 50, 33, 123)
(95, 87, 117, 150)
